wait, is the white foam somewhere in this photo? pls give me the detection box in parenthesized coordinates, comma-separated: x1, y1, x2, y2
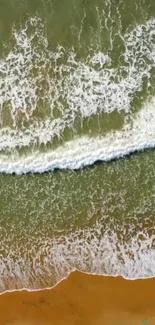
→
(0, 98, 154, 173)
(0, 215, 154, 293)
(0, 16, 155, 163)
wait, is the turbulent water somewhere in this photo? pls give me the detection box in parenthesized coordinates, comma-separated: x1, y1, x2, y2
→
(0, 0, 155, 292)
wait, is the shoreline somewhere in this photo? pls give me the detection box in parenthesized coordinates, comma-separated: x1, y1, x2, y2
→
(0, 271, 155, 325)
(1, 270, 155, 296)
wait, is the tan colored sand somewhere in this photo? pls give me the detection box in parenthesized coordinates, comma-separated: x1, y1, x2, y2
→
(0, 271, 155, 325)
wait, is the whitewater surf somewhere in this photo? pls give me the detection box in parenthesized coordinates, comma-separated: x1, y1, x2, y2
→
(0, 0, 155, 292)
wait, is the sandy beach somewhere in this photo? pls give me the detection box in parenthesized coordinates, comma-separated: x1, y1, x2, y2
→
(0, 271, 155, 325)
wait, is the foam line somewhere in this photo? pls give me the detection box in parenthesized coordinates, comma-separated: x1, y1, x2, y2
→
(0, 216, 154, 293)
(0, 100, 154, 174)
(0, 16, 155, 170)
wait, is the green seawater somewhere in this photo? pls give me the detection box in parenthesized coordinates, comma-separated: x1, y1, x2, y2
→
(0, 0, 155, 291)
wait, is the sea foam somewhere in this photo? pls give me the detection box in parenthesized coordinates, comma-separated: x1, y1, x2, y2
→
(0, 215, 154, 293)
(0, 17, 155, 173)
(0, 99, 154, 174)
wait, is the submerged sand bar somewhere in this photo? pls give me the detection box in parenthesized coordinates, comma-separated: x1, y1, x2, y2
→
(0, 271, 155, 325)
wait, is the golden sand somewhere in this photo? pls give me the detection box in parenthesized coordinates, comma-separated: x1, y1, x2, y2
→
(0, 271, 155, 325)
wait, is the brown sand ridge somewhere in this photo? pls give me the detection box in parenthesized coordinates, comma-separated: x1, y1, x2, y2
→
(0, 271, 155, 325)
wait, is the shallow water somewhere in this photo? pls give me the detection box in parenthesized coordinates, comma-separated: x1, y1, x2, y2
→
(0, 0, 155, 292)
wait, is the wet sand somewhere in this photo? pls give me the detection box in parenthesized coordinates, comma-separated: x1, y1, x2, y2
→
(0, 271, 155, 325)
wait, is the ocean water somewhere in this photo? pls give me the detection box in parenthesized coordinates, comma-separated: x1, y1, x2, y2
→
(0, 0, 155, 292)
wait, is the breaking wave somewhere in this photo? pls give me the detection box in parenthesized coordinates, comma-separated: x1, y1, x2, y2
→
(0, 215, 155, 293)
(1, 0, 155, 294)
(0, 17, 155, 173)
(0, 99, 155, 173)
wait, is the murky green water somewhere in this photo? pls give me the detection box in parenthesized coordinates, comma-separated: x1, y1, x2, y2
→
(0, 0, 155, 291)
